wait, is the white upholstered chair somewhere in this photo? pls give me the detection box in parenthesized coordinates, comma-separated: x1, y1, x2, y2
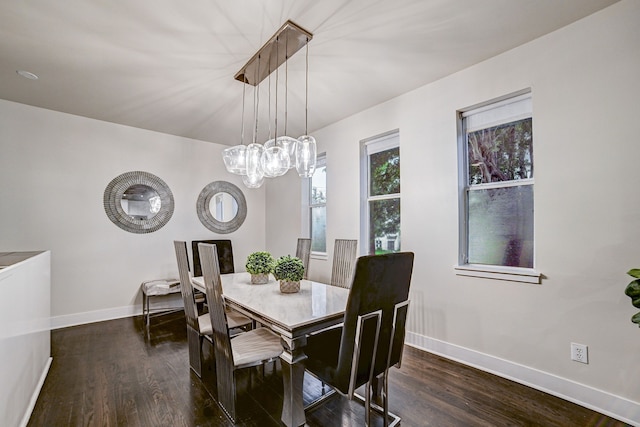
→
(173, 241, 251, 377)
(295, 238, 312, 279)
(199, 242, 283, 422)
(330, 239, 358, 289)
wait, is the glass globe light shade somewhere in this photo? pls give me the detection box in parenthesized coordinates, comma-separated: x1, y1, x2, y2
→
(295, 135, 317, 178)
(265, 136, 297, 169)
(261, 146, 290, 177)
(242, 173, 264, 188)
(244, 143, 265, 187)
(222, 145, 247, 175)
(276, 136, 298, 169)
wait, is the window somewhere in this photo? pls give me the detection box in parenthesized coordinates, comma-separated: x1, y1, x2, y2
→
(457, 92, 539, 283)
(309, 154, 326, 254)
(361, 131, 400, 255)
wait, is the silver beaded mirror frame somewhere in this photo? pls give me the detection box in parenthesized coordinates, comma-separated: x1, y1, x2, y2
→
(196, 181, 247, 234)
(103, 171, 174, 234)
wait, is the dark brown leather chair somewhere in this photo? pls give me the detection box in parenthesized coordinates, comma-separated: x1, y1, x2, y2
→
(192, 239, 235, 277)
(305, 252, 414, 426)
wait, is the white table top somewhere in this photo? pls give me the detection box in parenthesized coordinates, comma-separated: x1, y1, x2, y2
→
(192, 272, 350, 338)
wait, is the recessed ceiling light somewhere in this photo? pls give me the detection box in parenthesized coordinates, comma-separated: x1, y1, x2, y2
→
(17, 70, 39, 80)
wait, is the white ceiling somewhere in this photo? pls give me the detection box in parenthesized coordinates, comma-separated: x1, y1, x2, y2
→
(0, 0, 618, 146)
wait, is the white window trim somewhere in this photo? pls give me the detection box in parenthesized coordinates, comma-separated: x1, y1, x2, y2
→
(310, 251, 329, 261)
(454, 264, 541, 284)
(456, 90, 541, 284)
(360, 130, 400, 256)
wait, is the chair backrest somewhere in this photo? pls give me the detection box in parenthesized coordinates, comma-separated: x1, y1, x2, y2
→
(335, 252, 414, 395)
(295, 238, 312, 279)
(192, 239, 234, 276)
(198, 243, 234, 364)
(173, 240, 199, 330)
(330, 239, 358, 288)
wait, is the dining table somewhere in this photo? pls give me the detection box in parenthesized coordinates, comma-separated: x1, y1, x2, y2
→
(191, 272, 350, 427)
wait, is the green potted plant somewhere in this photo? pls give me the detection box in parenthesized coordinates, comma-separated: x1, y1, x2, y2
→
(245, 251, 274, 284)
(273, 255, 305, 293)
(625, 268, 640, 327)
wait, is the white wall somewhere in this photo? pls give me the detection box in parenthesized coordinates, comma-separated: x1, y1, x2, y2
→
(266, 1, 640, 423)
(0, 100, 266, 326)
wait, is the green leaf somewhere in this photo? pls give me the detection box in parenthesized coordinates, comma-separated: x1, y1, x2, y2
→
(625, 279, 640, 298)
(625, 280, 640, 308)
(627, 268, 640, 278)
(245, 251, 274, 274)
(273, 255, 304, 281)
(632, 311, 640, 326)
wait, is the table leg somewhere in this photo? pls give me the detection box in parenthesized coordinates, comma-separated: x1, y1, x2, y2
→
(280, 336, 307, 427)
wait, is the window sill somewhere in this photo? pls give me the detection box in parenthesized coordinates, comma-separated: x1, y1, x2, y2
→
(454, 264, 541, 284)
(310, 252, 328, 261)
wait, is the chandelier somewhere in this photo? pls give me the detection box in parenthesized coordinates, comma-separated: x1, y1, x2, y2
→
(222, 20, 317, 188)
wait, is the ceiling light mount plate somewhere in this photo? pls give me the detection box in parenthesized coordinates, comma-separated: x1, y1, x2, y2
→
(17, 70, 39, 80)
(234, 20, 312, 86)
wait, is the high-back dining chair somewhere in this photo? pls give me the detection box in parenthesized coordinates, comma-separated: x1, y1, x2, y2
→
(174, 241, 251, 377)
(304, 252, 414, 426)
(174, 240, 207, 376)
(198, 243, 283, 423)
(192, 239, 235, 277)
(295, 238, 312, 279)
(330, 239, 358, 288)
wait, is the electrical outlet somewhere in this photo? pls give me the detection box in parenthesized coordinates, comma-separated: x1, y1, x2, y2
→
(571, 343, 588, 364)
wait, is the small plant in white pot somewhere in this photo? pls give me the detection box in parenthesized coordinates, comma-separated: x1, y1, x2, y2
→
(273, 255, 305, 293)
(245, 251, 274, 284)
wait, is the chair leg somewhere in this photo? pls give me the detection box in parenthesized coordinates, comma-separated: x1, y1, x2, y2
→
(353, 372, 401, 427)
(365, 381, 372, 426)
(186, 326, 203, 377)
(383, 372, 390, 427)
(215, 352, 238, 422)
(145, 293, 150, 327)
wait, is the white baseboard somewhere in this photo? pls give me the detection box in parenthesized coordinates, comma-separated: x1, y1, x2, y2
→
(19, 356, 52, 427)
(405, 332, 640, 427)
(51, 298, 183, 329)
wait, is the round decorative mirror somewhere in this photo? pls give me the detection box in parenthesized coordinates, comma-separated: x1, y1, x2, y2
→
(209, 192, 239, 222)
(104, 171, 174, 233)
(120, 184, 162, 220)
(197, 181, 246, 234)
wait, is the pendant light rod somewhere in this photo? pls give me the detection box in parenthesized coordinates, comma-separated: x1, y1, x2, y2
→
(252, 55, 260, 144)
(284, 36, 289, 135)
(234, 20, 313, 87)
(267, 58, 272, 139)
(240, 81, 246, 144)
(274, 36, 279, 139)
(304, 40, 309, 135)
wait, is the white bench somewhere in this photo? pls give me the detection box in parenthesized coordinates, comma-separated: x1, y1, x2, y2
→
(140, 278, 181, 326)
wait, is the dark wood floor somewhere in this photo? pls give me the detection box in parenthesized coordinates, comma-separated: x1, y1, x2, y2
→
(28, 311, 629, 426)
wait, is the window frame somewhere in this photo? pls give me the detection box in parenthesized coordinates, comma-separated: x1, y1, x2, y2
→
(302, 153, 327, 259)
(456, 91, 541, 284)
(360, 130, 401, 256)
